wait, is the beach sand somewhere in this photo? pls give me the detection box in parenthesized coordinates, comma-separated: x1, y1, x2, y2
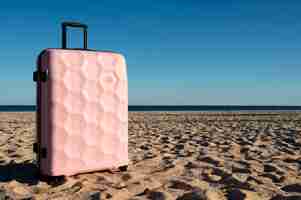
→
(0, 112, 301, 200)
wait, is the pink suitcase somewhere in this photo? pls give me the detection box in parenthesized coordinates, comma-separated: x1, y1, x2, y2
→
(33, 22, 128, 177)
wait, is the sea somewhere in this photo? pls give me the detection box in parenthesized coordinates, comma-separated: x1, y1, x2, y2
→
(0, 105, 301, 112)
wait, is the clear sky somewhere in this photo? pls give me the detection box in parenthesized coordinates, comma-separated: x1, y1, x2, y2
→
(0, 0, 300, 105)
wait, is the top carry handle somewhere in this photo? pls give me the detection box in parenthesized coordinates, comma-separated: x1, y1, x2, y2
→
(62, 21, 88, 49)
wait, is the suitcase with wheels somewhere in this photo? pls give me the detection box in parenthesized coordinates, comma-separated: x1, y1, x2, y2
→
(33, 22, 128, 176)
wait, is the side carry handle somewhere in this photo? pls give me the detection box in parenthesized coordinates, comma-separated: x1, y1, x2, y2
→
(62, 21, 88, 49)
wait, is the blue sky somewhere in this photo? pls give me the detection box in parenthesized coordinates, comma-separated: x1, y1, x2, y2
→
(0, 0, 300, 105)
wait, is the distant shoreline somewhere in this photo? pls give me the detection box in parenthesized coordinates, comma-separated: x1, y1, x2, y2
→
(1, 105, 301, 112)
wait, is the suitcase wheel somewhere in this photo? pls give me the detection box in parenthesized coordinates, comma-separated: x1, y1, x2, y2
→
(119, 165, 128, 172)
(39, 173, 66, 186)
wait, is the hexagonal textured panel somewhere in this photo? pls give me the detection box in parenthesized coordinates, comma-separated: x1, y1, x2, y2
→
(39, 49, 128, 176)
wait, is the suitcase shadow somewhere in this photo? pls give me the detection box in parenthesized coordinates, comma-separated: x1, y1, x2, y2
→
(0, 162, 39, 185)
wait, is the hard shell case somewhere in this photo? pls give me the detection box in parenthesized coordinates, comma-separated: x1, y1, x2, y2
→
(34, 22, 128, 176)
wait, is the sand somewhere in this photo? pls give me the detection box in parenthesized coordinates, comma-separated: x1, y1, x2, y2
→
(0, 111, 301, 200)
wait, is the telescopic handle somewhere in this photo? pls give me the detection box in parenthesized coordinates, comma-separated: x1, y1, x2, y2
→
(61, 21, 88, 49)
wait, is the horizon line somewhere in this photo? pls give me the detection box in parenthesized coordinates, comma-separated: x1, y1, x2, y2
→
(1, 105, 301, 107)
